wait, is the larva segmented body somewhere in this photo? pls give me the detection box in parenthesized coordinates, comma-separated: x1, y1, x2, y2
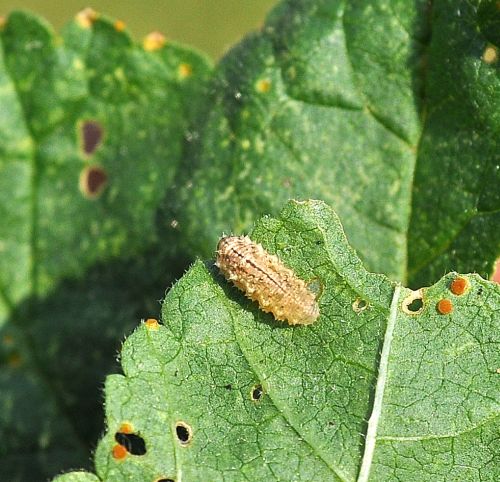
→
(216, 236, 319, 325)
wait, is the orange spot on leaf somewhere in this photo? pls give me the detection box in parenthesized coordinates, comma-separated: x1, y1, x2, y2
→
(119, 422, 134, 434)
(143, 31, 167, 51)
(112, 444, 128, 460)
(450, 277, 468, 295)
(145, 318, 160, 330)
(76, 8, 98, 28)
(437, 299, 453, 315)
(114, 19, 126, 32)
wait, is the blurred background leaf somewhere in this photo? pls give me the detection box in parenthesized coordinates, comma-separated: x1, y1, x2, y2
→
(0, 0, 277, 59)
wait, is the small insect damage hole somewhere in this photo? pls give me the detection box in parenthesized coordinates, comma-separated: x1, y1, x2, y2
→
(251, 384, 263, 401)
(224, 384, 232, 390)
(175, 422, 192, 446)
(115, 431, 147, 455)
(155, 479, 175, 482)
(81, 120, 104, 155)
(79, 165, 108, 199)
(401, 290, 424, 315)
(352, 298, 368, 314)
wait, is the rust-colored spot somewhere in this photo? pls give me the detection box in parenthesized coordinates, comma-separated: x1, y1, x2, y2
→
(143, 31, 167, 51)
(483, 45, 498, 64)
(175, 422, 192, 446)
(79, 165, 108, 199)
(114, 19, 126, 32)
(450, 277, 469, 295)
(81, 120, 103, 155)
(76, 7, 98, 28)
(119, 422, 134, 434)
(112, 444, 128, 460)
(145, 318, 160, 330)
(437, 299, 453, 315)
(178, 63, 193, 79)
(256, 78, 272, 93)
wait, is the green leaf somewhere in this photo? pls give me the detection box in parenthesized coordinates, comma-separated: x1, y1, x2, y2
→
(0, 9, 211, 479)
(171, 0, 500, 286)
(59, 200, 499, 481)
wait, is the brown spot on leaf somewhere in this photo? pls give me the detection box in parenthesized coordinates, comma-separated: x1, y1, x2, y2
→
(81, 120, 104, 155)
(79, 165, 108, 199)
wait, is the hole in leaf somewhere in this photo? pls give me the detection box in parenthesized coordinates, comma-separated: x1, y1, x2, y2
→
(79, 165, 108, 199)
(156, 479, 175, 482)
(175, 422, 192, 446)
(352, 298, 368, 314)
(251, 384, 263, 401)
(401, 290, 424, 315)
(224, 384, 232, 390)
(81, 120, 104, 155)
(115, 432, 147, 455)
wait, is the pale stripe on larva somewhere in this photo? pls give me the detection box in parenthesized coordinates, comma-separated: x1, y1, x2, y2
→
(215, 236, 319, 325)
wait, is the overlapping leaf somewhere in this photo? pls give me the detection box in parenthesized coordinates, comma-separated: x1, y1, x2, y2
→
(170, 0, 500, 286)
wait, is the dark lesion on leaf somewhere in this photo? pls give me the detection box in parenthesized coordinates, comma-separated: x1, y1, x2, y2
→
(114, 431, 147, 455)
(81, 119, 104, 155)
(79, 165, 108, 199)
(251, 383, 263, 401)
(175, 421, 192, 446)
(155, 479, 175, 482)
